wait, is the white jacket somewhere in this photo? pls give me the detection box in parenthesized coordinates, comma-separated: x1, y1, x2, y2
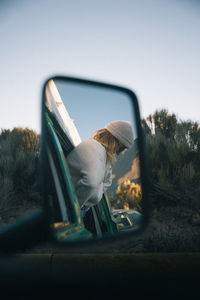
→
(66, 138, 112, 208)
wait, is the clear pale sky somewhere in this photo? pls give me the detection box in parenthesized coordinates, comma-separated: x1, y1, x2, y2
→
(0, 0, 199, 134)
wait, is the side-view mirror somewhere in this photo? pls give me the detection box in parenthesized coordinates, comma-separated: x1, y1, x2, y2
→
(41, 76, 149, 245)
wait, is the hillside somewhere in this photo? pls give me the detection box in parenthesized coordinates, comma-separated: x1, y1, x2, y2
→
(106, 138, 140, 201)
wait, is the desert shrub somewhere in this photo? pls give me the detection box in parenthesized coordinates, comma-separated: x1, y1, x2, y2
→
(142, 109, 200, 205)
(139, 110, 200, 252)
(0, 127, 41, 219)
(115, 181, 142, 212)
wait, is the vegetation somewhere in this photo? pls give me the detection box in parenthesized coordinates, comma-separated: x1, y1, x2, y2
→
(143, 109, 200, 192)
(140, 109, 200, 252)
(115, 181, 142, 212)
(1, 112, 200, 252)
(0, 127, 41, 223)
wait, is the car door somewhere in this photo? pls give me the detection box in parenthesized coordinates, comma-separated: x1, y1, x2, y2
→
(44, 80, 118, 240)
(45, 108, 96, 241)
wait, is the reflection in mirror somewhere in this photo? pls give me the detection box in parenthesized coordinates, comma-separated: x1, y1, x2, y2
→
(44, 78, 143, 242)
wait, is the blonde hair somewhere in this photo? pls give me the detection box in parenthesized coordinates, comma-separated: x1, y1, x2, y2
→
(92, 128, 117, 167)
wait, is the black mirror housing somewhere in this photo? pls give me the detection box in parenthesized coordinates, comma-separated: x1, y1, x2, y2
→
(40, 75, 149, 246)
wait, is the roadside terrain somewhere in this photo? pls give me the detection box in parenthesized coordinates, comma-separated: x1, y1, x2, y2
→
(0, 110, 199, 254)
(20, 184, 200, 254)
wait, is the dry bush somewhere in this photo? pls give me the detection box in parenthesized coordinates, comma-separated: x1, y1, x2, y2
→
(140, 110, 200, 252)
(115, 180, 142, 211)
(0, 128, 41, 221)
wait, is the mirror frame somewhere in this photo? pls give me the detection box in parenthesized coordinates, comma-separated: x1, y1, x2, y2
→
(41, 75, 149, 246)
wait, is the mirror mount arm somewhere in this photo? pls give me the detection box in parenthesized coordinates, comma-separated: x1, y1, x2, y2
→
(0, 209, 50, 253)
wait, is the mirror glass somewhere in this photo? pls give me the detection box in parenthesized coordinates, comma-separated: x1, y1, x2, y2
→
(43, 78, 144, 242)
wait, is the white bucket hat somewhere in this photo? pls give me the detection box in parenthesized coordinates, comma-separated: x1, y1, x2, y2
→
(105, 120, 134, 149)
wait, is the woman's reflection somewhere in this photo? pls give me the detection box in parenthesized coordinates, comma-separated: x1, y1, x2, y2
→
(66, 120, 134, 219)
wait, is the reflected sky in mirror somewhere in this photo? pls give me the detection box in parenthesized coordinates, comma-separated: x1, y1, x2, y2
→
(54, 80, 138, 141)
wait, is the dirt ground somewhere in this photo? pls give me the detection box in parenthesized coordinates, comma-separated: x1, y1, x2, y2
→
(21, 204, 200, 254)
(1, 195, 200, 254)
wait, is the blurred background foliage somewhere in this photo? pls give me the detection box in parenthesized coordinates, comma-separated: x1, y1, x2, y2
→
(139, 109, 200, 252)
(142, 109, 200, 196)
(0, 128, 41, 222)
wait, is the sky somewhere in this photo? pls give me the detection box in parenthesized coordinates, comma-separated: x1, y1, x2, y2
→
(0, 0, 200, 134)
(54, 79, 138, 140)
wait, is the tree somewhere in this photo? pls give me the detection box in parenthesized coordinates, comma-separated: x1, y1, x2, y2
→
(146, 109, 177, 140)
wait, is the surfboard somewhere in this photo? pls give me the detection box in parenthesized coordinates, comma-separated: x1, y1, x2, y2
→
(45, 79, 82, 147)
